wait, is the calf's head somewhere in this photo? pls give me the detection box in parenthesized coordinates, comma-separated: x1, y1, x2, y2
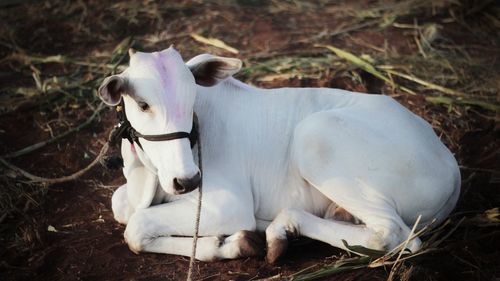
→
(98, 46, 241, 194)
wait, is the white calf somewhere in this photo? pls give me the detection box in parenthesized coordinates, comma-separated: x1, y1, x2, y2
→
(99, 47, 460, 262)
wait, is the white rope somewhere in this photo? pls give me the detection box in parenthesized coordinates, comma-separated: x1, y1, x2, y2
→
(186, 132, 203, 281)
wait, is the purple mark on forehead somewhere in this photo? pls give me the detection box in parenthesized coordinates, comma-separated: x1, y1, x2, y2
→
(151, 51, 183, 120)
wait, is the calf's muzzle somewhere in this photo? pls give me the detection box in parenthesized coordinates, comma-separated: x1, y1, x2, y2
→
(173, 172, 202, 194)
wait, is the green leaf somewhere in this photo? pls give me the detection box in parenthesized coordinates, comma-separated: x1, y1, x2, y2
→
(342, 239, 386, 258)
(316, 44, 394, 86)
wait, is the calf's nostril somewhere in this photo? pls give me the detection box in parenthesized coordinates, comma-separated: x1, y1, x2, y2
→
(173, 172, 202, 193)
(173, 178, 186, 192)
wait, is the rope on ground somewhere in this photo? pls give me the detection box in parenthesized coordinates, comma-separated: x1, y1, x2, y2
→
(0, 141, 110, 185)
(0, 124, 117, 185)
(2, 102, 105, 159)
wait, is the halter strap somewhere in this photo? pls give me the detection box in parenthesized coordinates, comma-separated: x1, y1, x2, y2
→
(110, 100, 198, 150)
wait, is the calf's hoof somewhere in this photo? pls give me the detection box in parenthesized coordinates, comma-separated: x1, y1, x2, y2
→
(236, 230, 265, 257)
(266, 238, 288, 264)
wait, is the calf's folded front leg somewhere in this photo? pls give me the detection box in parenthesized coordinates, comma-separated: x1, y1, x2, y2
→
(111, 140, 161, 225)
(126, 230, 263, 261)
(111, 184, 132, 224)
(123, 184, 262, 260)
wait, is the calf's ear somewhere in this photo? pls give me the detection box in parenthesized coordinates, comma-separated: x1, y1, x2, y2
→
(186, 54, 242, 87)
(98, 75, 128, 106)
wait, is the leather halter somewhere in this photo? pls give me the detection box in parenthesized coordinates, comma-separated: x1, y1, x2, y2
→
(110, 100, 198, 150)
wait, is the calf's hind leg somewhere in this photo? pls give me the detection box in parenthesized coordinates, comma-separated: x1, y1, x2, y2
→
(265, 208, 383, 263)
(265, 199, 421, 263)
(292, 133, 422, 256)
(265, 113, 423, 262)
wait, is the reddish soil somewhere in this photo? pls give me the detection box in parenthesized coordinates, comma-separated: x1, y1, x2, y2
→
(0, 1, 498, 281)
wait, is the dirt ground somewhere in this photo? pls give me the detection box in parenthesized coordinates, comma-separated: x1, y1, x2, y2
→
(0, 1, 499, 280)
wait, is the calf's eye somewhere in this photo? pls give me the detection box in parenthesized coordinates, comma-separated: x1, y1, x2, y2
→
(137, 101, 150, 111)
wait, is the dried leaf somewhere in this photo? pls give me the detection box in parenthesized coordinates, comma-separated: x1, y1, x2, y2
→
(257, 73, 298, 82)
(485, 208, 500, 222)
(467, 207, 500, 226)
(190, 33, 239, 54)
(47, 225, 58, 232)
(16, 87, 39, 97)
(385, 69, 468, 98)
